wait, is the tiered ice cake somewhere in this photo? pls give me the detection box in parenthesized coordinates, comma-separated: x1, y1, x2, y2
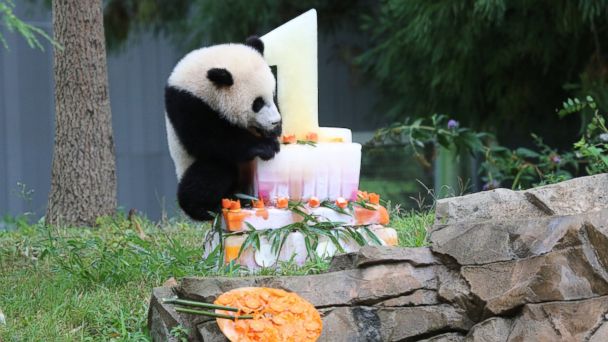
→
(204, 9, 398, 269)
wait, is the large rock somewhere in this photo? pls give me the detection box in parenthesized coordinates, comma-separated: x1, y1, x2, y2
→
(465, 317, 512, 342)
(321, 305, 472, 341)
(329, 245, 440, 271)
(462, 243, 608, 315)
(430, 209, 608, 265)
(434, 173, 608, 225)
(507, 296, 608, 341)
(147, 174, 608, 341)
(179, 262, 440, 308)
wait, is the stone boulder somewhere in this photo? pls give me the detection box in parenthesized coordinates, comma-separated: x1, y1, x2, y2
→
(434, 173, 608, 225)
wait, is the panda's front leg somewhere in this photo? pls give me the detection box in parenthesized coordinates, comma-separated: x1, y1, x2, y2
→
(177, 159, 238, 221)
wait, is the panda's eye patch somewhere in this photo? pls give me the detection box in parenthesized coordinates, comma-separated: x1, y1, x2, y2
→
(252, 97, 265, 113)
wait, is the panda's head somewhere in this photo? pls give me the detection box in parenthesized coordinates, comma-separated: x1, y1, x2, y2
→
(168, 36, 281, 138)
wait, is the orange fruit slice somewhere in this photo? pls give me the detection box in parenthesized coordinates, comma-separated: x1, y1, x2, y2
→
(215, 287, 322, 342)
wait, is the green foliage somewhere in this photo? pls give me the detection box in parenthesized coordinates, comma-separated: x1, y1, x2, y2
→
(563, 96, 608, 174)
(357, 0, 608, 144)
(101, 0, 366, 51)
(66, 0, 608, 147)
(0, 0, 56, 50)
(43, 0, 607, 144)
(369, 97, 607, 190)
(390, 209, 434, 248)
(369, 114, 488, 160)
(170, 325, 189, 342)
(480, 134, 578, 189)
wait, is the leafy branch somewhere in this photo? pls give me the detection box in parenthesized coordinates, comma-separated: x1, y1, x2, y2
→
(0, 0, 58, 50)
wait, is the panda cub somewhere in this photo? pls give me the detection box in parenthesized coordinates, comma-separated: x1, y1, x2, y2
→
(165, 37, 281, 220)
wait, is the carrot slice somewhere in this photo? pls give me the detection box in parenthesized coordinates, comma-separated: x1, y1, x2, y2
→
(223, 210, 249, 231)
(308, 197, 320, 208)
(269, 300, 288, 312)
(224, 246, 241, 263)
(357, 190, 369, 201)
(282, 134, 296, 144)
(368, 193, 380, 205)
(335, 197, 348, 209)
(252, 199, 265, 209)
(379, 205, 390, 225)
(305, 132, 318, 142)
(230, 200, 241, 210)
(215, 287, 322, 342)
(276, 197, 289, 209)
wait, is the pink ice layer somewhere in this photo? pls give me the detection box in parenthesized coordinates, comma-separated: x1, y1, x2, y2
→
(254, 143, 362, 202)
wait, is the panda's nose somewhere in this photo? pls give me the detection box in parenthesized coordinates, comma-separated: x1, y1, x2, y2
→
(270, 121, 282, 137)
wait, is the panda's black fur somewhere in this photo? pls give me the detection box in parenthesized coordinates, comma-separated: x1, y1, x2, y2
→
(165, 37, 281, 220)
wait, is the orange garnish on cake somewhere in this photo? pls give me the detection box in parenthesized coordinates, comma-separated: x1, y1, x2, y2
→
(214, 287, 322, 342)
(276, 197, 289, 209)
(282, 134, 296, 144)
(221, 199, 248, 231)
(252, 199, 265, 209)
(335, 197, 348, 209)
(222, 198, 232, 209)
(357, 190, 369, 201)
(379, 205, 390, 225)
(305, 132, 318, 142)
(224, 245, 242, 263)
(229, 200, 241, 211)
(368, 193, 380, 205)
(252, 199, 269, 219)
(308, 197, 320, 208)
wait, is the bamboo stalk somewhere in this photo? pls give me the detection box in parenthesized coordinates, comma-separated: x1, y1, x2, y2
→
(175, 307, 253, 320)
(162, 298, 239, 312)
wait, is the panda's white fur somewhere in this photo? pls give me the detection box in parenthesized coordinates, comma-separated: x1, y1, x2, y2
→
(167, 44, 278, 130)
(166, 43, 280, 180)
(165, 115, 194, 180)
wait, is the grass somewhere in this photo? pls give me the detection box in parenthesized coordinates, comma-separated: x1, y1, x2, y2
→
(0, 209, 433, 341)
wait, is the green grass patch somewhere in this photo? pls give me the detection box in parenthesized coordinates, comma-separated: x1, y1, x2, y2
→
(0, 209, 432, 340)
(392, 210, 434, 247)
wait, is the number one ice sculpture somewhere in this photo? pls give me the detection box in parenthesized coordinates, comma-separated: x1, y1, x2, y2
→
(255, 9, 361, 202)
(261, 9, 319, 139)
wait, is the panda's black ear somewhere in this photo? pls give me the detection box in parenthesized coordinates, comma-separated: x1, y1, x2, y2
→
(207, 68, 234, 87)
(245, 36, 264, 55)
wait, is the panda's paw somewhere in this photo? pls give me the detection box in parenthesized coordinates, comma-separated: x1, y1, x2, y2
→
(256, 139, 280, 161)
(269, 138, 280, 153)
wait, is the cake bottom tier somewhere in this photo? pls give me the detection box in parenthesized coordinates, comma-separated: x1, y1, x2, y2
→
(203, 225, 398, 271)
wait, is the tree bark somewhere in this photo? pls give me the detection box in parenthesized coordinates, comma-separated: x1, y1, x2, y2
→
(47, 0, 116, 226)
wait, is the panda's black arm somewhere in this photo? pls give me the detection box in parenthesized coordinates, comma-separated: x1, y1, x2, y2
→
(166, 86, 279, 163)
(196, 124, 278, 162)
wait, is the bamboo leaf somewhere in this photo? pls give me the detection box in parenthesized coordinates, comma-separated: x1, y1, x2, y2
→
(362, 227, 383, 246)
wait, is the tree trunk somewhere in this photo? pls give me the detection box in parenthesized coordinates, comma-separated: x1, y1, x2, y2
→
(47, 0, 116, 226)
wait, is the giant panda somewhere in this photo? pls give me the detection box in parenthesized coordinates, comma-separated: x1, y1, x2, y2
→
(165, 37, 281, 221)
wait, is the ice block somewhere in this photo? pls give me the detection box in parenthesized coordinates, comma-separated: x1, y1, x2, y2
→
(254, 143, 362, 201)
(261, 9, 318, 139)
